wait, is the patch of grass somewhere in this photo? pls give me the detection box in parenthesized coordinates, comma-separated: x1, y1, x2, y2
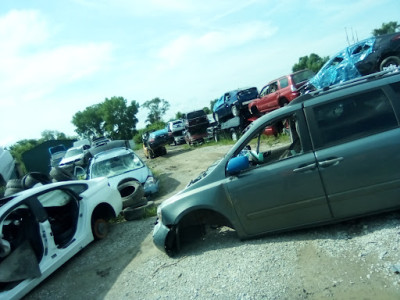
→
(144, 205, 157, 218)
(110, 214, 125, 224)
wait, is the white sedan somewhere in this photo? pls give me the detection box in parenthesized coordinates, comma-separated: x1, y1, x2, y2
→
(0, 177, 122, 300)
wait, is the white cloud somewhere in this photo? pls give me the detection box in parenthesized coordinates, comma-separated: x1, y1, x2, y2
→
(0, 10, 49, 54)
(156, 21, 277, 68)
(0, 10, 114, 107)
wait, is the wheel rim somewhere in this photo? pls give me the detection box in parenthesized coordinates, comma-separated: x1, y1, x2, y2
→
(232, 132, 238, 141)
(232, 106, 239, 116)
(93, 219, 108, 239)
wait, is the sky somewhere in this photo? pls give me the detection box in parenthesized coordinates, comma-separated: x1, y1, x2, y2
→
(0, 0, 399, 147)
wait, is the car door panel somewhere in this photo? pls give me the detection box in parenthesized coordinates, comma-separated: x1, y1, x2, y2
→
(304, 87, 400, 219)
(226, 152, 332, 236)
(315, 128, 400, 218)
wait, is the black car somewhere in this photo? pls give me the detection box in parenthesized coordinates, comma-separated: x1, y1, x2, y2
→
(142, 129, 173, 158)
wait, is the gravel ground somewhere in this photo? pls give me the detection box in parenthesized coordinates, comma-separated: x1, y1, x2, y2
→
(25, 144, 400, 300)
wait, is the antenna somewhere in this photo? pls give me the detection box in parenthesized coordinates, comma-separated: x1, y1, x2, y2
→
(345, 27, 350, 46)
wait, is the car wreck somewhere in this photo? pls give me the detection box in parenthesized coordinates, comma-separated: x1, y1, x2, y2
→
(153, 68, 400, 256)
(0, 178, 122, 300)
(305, 32, 400, 92)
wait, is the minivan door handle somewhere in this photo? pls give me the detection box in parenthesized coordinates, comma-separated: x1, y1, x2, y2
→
(318, 157, 344, 168)
(293, 163, 317, 173)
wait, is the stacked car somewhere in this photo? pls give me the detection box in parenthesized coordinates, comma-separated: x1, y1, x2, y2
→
(183, 109, 210, 145)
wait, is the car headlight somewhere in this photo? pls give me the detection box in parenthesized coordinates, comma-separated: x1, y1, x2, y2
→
(144, 176, 156, 188)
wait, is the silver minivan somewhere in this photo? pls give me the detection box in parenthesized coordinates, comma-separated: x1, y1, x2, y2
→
(153, 69, 400, 256)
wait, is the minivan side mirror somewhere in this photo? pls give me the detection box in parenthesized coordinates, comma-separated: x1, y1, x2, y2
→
(226, 156, 250, 175)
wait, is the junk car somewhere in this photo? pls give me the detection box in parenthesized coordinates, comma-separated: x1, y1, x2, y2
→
(304, 32, 400, 92)
(0, 178, 122, 299)
(153, 68, 400, 256)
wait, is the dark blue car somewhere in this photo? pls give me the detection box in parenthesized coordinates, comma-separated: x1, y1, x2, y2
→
(213, 87, 258, 123)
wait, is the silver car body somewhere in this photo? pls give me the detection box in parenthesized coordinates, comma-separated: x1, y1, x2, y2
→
(154, 69, 400, 255)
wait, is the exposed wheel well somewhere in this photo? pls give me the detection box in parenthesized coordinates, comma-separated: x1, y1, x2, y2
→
(279, 97, 289, 107)
(165, 209, 234, 256)
(250, 105, 260, 116)
(92, 203, 117, 222)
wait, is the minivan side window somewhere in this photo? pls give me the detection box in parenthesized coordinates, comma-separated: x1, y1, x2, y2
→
(312, 89, 398, 148)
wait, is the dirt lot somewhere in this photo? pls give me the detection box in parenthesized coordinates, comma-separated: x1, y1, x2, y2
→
(25, 144, 400, 299)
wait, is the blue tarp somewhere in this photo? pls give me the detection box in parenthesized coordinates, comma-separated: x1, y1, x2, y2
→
(309, 37, 376, 90)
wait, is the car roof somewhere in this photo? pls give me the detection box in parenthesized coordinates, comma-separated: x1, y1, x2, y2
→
(150, 128, 168, 136)
(92, 147, 134, 162)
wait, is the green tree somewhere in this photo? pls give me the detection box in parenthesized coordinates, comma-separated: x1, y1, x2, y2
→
(72, 104, 104, 138)
(100, 97, 139, 140)
(72, 97, 139, 140)
(203, 106, 212, 114)
(292, 53, 329, 73)
(372, 21, 400, 36)
(175, 112, 184, 119)
(9, 139, 40, 174)
(142, 97, 170, 124)
(41, 130, 68, 141)
(210, 99, 218, 112)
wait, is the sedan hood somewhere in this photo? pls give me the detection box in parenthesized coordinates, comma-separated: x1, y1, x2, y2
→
(106, 166, 150, 188)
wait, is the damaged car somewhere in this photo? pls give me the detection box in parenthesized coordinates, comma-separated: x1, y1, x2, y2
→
(304, 32, 400, 92)
(84, 147, 159, 196)
(153, 68, 400, 256)
(0, 178, 122, 300)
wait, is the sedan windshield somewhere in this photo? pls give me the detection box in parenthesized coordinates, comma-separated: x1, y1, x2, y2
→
(65, 148, 83, 158)
(91, 153, 144, 178)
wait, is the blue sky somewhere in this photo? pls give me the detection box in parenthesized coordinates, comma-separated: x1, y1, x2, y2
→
(0, 0, 399, 146)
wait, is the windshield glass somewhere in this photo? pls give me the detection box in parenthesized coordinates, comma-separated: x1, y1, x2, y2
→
(91, 152, 144, 178)
(292, 70, 315, 84)
(65, 148, 83, 158)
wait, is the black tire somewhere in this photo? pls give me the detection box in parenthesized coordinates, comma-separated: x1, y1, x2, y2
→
(231, 130, 238, 141)
(161, 146, 167, 156)
(380, 56, 400, 71)
(123, 201, 154, 221)
(4, 187, 23, 196)
(22, 172, 51, 189)
(279, 98, 289, 107)
(50, 167, 75, 182)
(117, 180, 145, 209)
(129, 197, 148, 209)
(214, 130, 219, 142)
(92, 218, 109, 240)
(250, 105, 260, 117)
(5, 179, 23, 189)
(231, 105, 240, 117)
(213, 113, 219, 123)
